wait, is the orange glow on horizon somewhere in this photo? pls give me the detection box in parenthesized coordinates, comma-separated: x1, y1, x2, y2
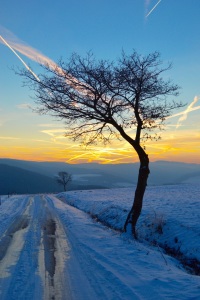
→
(1, 89, 199, 165)
(0, 136, 199, 164)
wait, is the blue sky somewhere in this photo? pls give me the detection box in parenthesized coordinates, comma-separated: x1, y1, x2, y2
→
(0, 0, 200, 163)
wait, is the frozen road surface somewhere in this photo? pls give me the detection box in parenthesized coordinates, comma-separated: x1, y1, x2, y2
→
(0, 193, 199, 300)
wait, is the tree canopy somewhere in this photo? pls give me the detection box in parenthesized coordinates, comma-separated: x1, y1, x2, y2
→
(22, 51, 181, 148)
(19, 50, 183, 236)
(56, 171, 72, 191)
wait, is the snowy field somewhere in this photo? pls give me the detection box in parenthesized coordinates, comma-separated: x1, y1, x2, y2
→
(0, 184, 199, 299)
(58, 184, 200, 271)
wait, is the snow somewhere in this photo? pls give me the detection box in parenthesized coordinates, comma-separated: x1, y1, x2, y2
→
(0, 184, 200, 299)
(58, 184, 200, 265)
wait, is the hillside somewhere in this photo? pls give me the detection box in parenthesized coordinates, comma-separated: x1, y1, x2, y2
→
(0, 159, 199, 193)
(0, 164, 61, 195)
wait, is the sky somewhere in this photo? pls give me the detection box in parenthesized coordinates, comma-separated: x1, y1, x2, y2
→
(0, 0, 200, 164)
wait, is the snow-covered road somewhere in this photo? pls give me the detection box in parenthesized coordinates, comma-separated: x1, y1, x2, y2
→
(0, 195, 71, 299)
(0, 193, 199, 300)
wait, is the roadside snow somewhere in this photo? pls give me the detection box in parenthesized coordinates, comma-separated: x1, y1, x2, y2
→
(58, 184, 200, 273)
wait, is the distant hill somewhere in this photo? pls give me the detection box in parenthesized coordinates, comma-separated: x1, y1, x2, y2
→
(0, 162, 110, 195)
(0, 164, 62, 195)
(0, 159, 199, 195)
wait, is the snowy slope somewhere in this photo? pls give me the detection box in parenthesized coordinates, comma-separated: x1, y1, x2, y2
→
(58, 184, 200, 274)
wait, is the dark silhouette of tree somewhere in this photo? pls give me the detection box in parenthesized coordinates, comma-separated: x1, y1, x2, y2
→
(56, 171, 72, 191)
(19, 50, 183, 237)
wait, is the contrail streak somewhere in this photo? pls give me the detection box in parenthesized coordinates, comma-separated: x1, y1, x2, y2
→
(0, 35, 40, 81)
(0, 26, 58, 70)
(0, 26, 66, 86)
(175, 96, 200, 128)
(167, 105, 200, 120)
(0, 27, 127, 102)
(0, 29, 88, 95)
(146, 0, 161, 18)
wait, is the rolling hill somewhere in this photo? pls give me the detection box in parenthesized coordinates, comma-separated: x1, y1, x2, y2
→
(0, 159, 199, 194)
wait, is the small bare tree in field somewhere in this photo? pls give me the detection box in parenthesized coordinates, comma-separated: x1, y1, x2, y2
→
(56, 171, 72, 191)
(19, 50, 183, 237)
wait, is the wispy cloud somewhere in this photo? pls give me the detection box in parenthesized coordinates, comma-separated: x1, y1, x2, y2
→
(0, 26, 88, 95)
(16, 103, 32, 110)
(41, 129, 66, 136)
(0, 136, 20, 140)
(145, 0, 151, 13)
(38, 123, 64, 128)
(166, 96, 200, 123)
(0, 25, 56, 69)
(40, 129, 67, 143)
(175, 96, 200, 128)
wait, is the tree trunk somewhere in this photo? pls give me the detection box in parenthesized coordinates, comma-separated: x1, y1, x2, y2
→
(124, 154, 150, 238)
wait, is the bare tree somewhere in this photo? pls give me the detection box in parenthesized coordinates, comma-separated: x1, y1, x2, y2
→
(56, 171, 72, 191)
(19, 50, 183, 237)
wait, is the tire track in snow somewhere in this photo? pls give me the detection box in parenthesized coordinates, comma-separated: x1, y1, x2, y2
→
(43, 218, 56, 281)
(0, 197, 32, 278)
(39, 195, 71, 300)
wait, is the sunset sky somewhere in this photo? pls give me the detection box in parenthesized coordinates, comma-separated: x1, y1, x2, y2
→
(0, 0, 200, 164)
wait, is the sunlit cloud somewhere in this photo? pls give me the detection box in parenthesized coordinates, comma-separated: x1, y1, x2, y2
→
(0, 26, 92, 97)
(0, 136, 20, 140)
(40, 129, 67, 144)
(37, 114, 200, 163)
(1, 129, 200, 163)
(166, 96, 200, 123)
(0, 25, 56, 71)
(175, 96, 200, 128)
(146, 129, 200, 154)
(0, 26, 68, 92)
(41, 129, 66, 137)
(38, 123, 64, 128)
(16, 103, 32, 110)
(66, 144, 135, 164)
